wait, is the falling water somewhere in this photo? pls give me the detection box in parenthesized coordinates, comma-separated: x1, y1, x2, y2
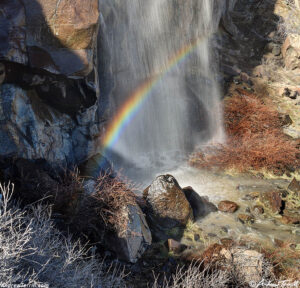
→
(98, 0, 226, 177)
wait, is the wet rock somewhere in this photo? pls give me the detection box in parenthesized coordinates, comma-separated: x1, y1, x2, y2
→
(218, 200, 239, 213)
(238, 214, 255, 224)
(106, 204, 152, 263)
(281, 214, 300, 225)
(288, 178, 300, 195)
(252, 205, 264, 215)
(194, 234, 201, 242)
(259, 190, 283, 214)
(143, 175, 193, 240)
(167, 239, 187, 254)
(183, 186, 217, 220)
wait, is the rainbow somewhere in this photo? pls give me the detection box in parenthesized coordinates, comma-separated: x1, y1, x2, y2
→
(98, 37, 205, 166)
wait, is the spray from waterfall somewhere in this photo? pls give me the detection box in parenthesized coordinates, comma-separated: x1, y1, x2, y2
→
(96, 0, 225, 178)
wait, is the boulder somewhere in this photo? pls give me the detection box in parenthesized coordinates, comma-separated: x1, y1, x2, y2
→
(106, 204, 152, 263)
(259, 190, 283, 214)
(218, 200, 239, 213)
(183, 186, 217, 220)
(143, 175, 193, 240)
(220, 248, 264, 284)
(282, 34, 300, 71)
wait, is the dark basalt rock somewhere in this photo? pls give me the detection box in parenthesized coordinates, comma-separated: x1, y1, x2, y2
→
(183, 186, 217, 220)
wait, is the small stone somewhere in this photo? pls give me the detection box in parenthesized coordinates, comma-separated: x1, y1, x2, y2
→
(288, 178, 300, 195)
(238, 214, 255, 224)
(291, 91, 299, 99)
(194, 234, 200, 242)
(220, 226, 229, 233)
(281, 215, 300, 225)
(208, 233, 217, 238)
(218, 201, 239, 213)
(256, 173, 264, 179)
(272, 45, 281, 56)
(259, 191, 283, 214)
(167, 239, 187, 254)
(249, 191, 260, 199)
(252, 205, 264, 215)
(283, 88, 291, 98)
(242, 194, 253, 201)
(279, 114, 293, 126)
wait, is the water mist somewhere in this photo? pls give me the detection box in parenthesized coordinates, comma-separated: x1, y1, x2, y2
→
(98, 0, 225, 180)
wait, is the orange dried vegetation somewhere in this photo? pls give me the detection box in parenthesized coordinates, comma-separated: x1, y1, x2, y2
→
(190, 91, 299, 172)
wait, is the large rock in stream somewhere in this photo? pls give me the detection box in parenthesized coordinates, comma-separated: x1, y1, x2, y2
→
(143, 175, 194, 240)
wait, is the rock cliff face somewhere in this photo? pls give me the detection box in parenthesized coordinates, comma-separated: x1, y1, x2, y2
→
(0, 0, 102, 168)
(0, 0, 238, 170)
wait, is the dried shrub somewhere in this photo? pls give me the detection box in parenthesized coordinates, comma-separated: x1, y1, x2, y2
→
(190, 92, 299, 172)
(261, 242, 300, 280)
(92, 172, 138, 236)
(0, 182, 125, 287)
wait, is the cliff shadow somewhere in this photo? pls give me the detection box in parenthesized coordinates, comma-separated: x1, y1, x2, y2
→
(218, 0, 282, 91)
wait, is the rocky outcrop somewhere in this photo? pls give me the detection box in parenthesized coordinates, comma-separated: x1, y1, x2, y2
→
(143, 175, 193, 240)
(0, 0, 103, 168)
(105, 204, 152, 263)
(282, 34, 300, 71)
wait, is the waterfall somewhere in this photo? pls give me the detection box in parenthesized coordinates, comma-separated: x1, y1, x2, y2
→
(98, 0, 225, 177)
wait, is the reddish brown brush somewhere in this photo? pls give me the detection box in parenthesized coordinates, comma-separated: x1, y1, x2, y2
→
(260, 242, 300, 280)
(190, 92, 299, 172)
(93, 172, 137, 235)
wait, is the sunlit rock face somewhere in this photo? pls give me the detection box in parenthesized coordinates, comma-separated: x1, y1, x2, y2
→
(0, 0, 102, 167)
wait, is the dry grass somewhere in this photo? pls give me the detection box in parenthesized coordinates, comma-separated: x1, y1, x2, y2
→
(153, 261, 231, 288)
(0, 182, 125, 288)
(93, 173, 138, 236)
(190, 91, 299, 173)
(261, 242, 300, 280)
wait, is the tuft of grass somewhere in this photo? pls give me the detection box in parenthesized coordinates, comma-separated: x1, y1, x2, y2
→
(190, 92, 299, 173)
